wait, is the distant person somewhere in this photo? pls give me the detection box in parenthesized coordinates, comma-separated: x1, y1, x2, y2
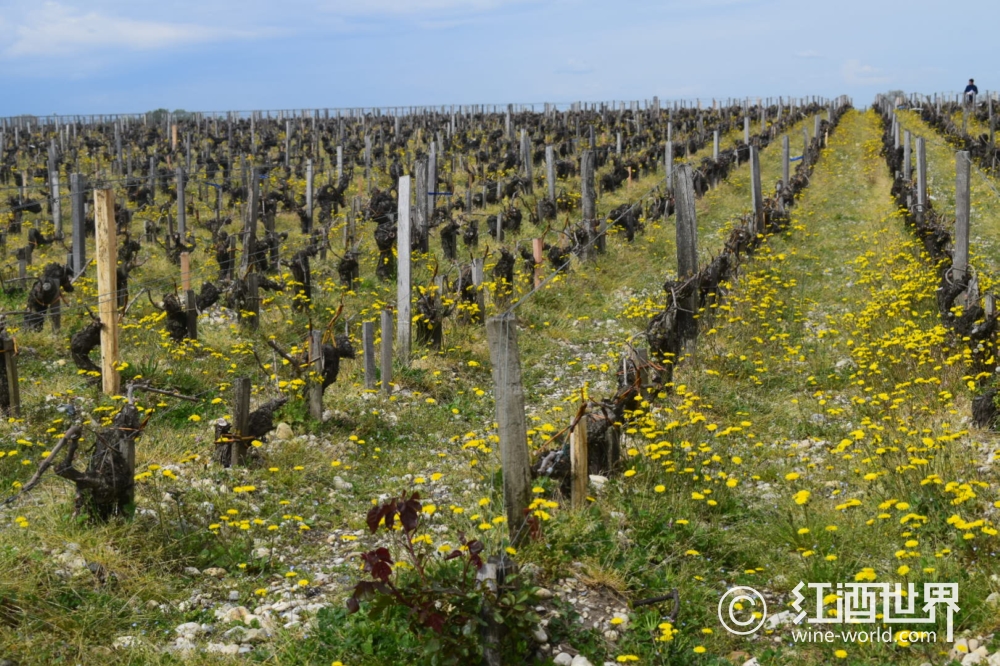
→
(965, 79, 979, 104)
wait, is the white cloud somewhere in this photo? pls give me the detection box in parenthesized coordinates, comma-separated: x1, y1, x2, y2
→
(319, 0, 534, 15)
(842, 59, 890, 85)
(1, 2, 253, 59)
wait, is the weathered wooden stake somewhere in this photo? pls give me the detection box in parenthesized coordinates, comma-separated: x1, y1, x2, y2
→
(2, 337, 20, 417)
(954, 151, 971, 279)
(94, 189, 120, 396)
(903, 130, 911, 181)
(380, 309, 393, 393)
(362, 321, 376, 389)
(245, 273, 260, 330)
(70, 173, 86, 275)
(749, 146, 764, 234)
(665, 141, 673, 193)
(485, 312, 532, 543)
(782, 135, 790, 186)
(180, 252, 196, 340)
(176, 167, 186, 237)
(674, 164, 699, 342)
(396, 176, 412, 365)
(305, 159, 314, 231)
(545, 145, 556, 203)
(571, 412, 589, 510)
(581, 150, 597, 253)
(231, 377, 251, 467)
(916, 137, 927, 212)
(532, 237, 544, 288)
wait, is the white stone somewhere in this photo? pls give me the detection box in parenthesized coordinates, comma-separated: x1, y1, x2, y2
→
(962, 647, 988, 665)
(333, 476, 353, 491)
(175, 622, 204, 637)
(203, 567, 227, 578)
(534, 588, 554, 600)
(571, 656, 594, 666)
(589, 475, 608, 490)
(206, 643, 240, 655)
(223, 606, 253, 624)
(274, 423, 293, 441)
(743, 659, 761, 666)
(112, 636, 137, 649)
(170, 637, 196, 653)
(229, 590, 240, 601)
(532, 627, 548, 643)
(554, 653, 574, 666)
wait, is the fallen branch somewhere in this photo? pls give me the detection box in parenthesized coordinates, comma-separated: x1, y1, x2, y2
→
(128, 381, 200, 403)
(0, 425, 83, 506)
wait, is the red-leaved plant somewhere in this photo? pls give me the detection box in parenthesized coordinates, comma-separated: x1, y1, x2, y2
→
(347, 492, 488, 634)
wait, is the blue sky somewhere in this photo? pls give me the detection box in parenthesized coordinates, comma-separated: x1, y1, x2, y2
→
(0, 0, 991, 116)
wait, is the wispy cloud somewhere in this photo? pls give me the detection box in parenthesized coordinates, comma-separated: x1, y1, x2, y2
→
(1, 2, 254, 59)
(318, 0, 540, 17)
(795, 50, 823, 59)
(842, 59, 890, 85)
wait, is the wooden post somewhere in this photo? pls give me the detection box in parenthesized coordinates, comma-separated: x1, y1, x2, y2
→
(380, 309, 393, 393)
(414, 159, 428, 252)
(743, 115, 750, 143)
(427, 146, 438, 217)
(816, 115, 824, 148)
(532, 238, 544, 288)
(336, 145, 343, 180)
(148, 156, 157, 204)
(397, 175, 412, 365)
(581, 150, 597, 252)
(713, 130, 720, 160)
(749, 146, 764, 234)
(245, 273, 260, 330)
(70, 173, 86, 276)
(674, 164, 699, 342)
(2, 337, 20, 417)
(954, 151, 971, 279)
(176, 167, 186, 237)
(362, 321, 376, 389)
(545, 145, 556, 203)
(94, 189, 120, 396)
(902, 130, 911, 181)
(180, 252, 196, 340)
(485, 312, 532, 543)
(916, 137, 927, 212)
(308, 329, 324, 420)
(231, 377, 251, 466)
(665, 141, 673, 193)
(472, 258, 485, 317)
(241, 167, 260, 275)
(285, 120, 292, 168)
(781, 135, 790, 186)
(305, 159, 314, 232)
(571, 412, 588, 510)
(477, 558, 501, 666)
(51, 172, 62, 238)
